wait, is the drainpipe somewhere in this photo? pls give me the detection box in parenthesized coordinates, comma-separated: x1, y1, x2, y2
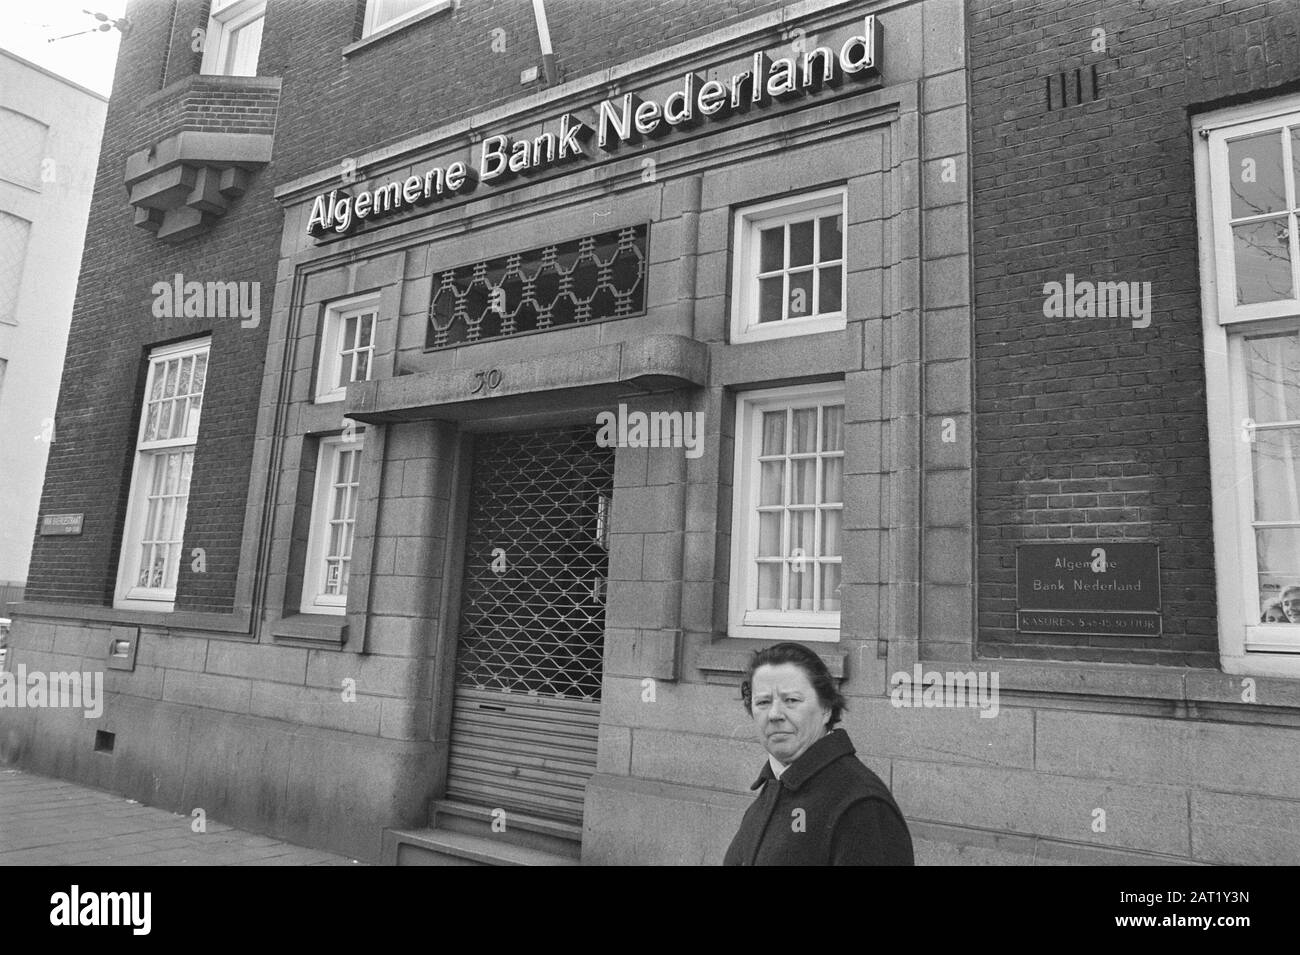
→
(531, 0, 559, 85)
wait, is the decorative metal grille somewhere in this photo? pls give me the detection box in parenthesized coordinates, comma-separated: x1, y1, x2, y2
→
(455, 426, 614, 702)
(426, 223, 647, 349)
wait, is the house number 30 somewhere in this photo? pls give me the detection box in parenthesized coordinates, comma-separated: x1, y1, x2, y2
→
(471, 369, 503, 394)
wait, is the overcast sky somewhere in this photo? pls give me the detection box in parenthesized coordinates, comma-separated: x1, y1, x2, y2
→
(1, 0, 127, 96)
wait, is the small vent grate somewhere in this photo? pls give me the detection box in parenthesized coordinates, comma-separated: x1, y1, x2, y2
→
(1045, 63, 1102, 111)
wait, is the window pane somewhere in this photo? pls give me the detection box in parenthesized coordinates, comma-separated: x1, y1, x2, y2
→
(1244, 332, 1300, 423)
(790, 459, 815, 505)
(759, 227, 783, 273)
(1252, 428, 1300, 522)
(822, 457, 843, 504)
(819, 214, 843, 261)
(760, 460, 784, 506)
(192, 353, 208, 394)
(788, 561, 815, 611)
(1292, 129, 1300, 211)
(149, 364, 165, 400)
(789, 219, 815, 267)
(1228, 130, 1286, 219)
(819, 266, 842, 313)
(821, 510, 842, 557)
(756, 562, 781, 610)
(162, 359, 178, 398)
(761, 411, 785, 455)
(758, 512, 782, 557)
(176, 356, 193, 396)
(788, 269, 814, 317)
(823, 405, 844, 451)
(185, 395, 203, 437)
(354, 350, 370, 383)
(1233, 217, 1292, 304)
(789, 509, 815, 556)
(820, 562, 841, 612)
(144, 403, 160, 442)
(758, 276, 783, 323)
(1255, 526, 1300, 610)
(791, 408, 817, 453)
(359, 314, 375, 347)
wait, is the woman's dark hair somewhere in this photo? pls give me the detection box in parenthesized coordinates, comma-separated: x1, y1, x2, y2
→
(739, 642, 846, 727)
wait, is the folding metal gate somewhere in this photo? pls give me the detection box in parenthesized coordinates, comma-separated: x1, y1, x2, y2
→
(446, 426, 613, 825)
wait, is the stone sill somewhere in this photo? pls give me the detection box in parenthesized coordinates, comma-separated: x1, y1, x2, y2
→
(934, 658, 1300, 711)
(269, 614, 348, 649)
(342, 1, 454, 58)
(696, 647, 847, 679)
(8, 601, 252, 636)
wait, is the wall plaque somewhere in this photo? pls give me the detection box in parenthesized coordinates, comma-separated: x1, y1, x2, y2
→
(1016, 542, 1160, 637)
(39, 513, 84, 536)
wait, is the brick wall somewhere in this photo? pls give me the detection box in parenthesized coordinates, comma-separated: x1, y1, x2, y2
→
(968, 0, 1300, 665)
(26, 0, 785, 613)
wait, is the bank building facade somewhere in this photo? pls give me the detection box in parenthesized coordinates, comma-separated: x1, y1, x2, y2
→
(4, 0, 1300, 866)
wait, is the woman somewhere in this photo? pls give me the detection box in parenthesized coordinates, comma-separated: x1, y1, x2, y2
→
(724, 642, 914, 866)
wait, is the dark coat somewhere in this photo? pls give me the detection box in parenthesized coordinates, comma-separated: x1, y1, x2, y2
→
(723, 728, 914, 866)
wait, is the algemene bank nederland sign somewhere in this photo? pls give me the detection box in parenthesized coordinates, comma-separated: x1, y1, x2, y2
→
(306, 15, 882, 239)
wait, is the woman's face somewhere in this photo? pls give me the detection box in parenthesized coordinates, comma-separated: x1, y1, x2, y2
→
(749, 663, 831, 766)
(1285, 592, 1300, 623)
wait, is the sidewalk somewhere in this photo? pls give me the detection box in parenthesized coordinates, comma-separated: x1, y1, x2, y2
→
(0, 768, 361, 865)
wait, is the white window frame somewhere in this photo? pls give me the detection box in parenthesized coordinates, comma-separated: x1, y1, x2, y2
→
(300, 433, 365, 615)
(729, 382, 845, 642)
(363, 0, 452, 38)
(315, 293, 378, 403)
(114, 338, 211, 612)
(1196, 92, 1300, 677)
(200, 0, 266, 77)
(731, 187, 848, 344)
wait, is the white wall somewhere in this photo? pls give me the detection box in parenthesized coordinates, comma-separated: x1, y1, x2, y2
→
(0, 50, 107, 583)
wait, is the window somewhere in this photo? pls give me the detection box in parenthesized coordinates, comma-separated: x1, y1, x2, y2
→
(1197, 93, 1300, 674)
(363, 0, 451, 37)
(0, 108, 48, 188)
(0, 212, 31, 325)
(316, 294, 377, 402)
(301, 435, 364, 615)
(731, 188, 847, 343)
(200, 0, 265, 77)
(114, 339, 209, 611)
(729, 383, 844, 641)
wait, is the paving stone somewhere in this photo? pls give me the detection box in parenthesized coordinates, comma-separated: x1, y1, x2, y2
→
(0, 768, 362, 866)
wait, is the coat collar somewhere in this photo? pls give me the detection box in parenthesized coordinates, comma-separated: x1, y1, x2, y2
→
(750, 728, 855, 793)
